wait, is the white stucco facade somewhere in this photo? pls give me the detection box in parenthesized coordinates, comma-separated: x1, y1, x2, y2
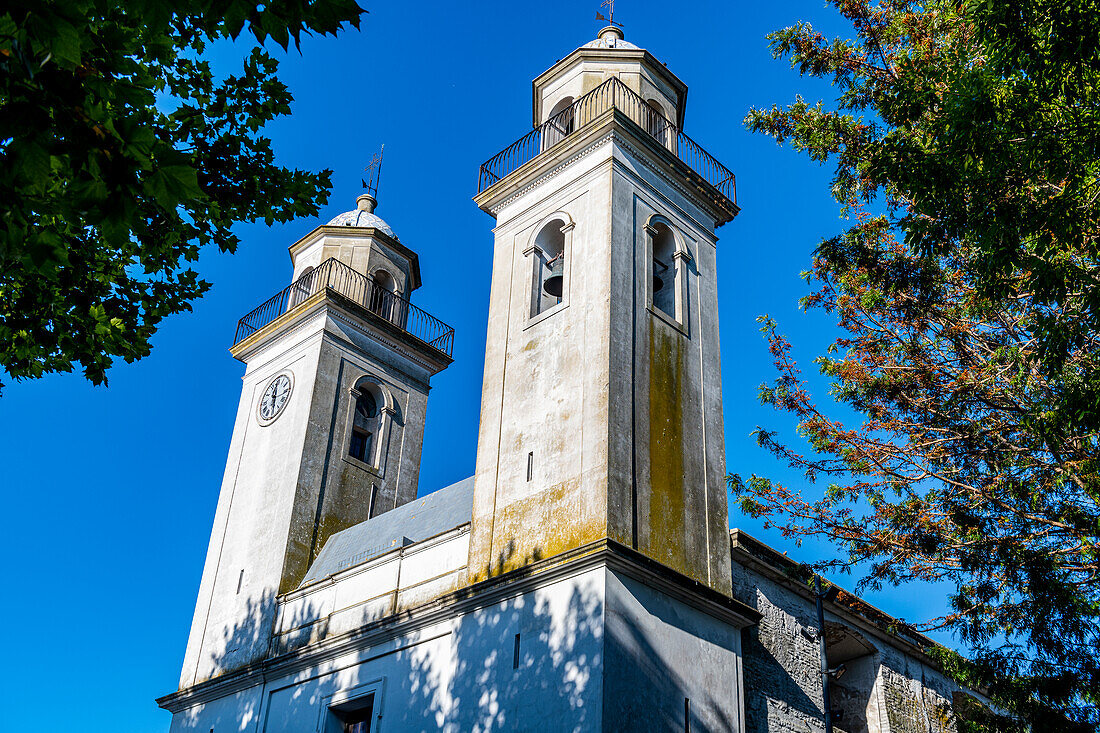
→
(168, 523, 752, 733)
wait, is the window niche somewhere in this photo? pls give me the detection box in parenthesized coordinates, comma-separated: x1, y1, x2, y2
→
(337, 700, 374, 733)
(823, 623, 879, 733)
(287, 265, 316, 310)
(543, 96, 576, 149)
(647, 220, 689, 326)
(368, 268, 398, 324)
(645, 99, 669, 145)
(525, 216, 575, 320)
(346, 379, 390, 472)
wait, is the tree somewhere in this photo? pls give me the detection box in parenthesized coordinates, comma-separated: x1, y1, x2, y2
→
(0, 0, 364, 391)
(733, 0, 1100, 728)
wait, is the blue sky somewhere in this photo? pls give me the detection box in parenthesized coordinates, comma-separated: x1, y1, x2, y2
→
(0, 1, 953, 729)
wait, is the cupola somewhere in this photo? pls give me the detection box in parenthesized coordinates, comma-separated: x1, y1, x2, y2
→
(288, 192, 421, 296)
(531, 27, 688, 132)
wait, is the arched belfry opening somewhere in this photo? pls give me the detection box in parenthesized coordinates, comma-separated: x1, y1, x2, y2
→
(651, 221, 678, 319)
(645, 98, 669, 144)
(530, 216, 570, 317)
(288, 266, 316, 309)
(369, 268, 397, 322)
(349, 378, 385, 467)
(544, 96, 575, 148)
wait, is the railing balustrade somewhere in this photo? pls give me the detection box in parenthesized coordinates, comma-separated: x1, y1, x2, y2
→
(233, 258, 455, 358)
(477, 76, 736, 207)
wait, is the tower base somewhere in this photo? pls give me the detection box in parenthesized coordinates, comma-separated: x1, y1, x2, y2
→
(159, 541, 757, 732)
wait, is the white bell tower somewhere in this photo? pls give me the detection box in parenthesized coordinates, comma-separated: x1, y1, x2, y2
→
(470, 25, 739, 592)
(178, 193, 453, 686)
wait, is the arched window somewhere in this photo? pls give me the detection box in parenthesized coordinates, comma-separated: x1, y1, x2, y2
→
(650, 222, 680, 321)
(288, 266, 315, 309)
(529, 217, 569, 318)
(349, 380, 383, 465)
(646, 99, 669, 144)
(368, 269, 396, 322)
(544, 96, 575, 148)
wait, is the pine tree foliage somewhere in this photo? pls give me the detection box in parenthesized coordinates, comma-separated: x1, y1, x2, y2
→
(0, 0, 364, 390)
(732, 1, 1100, 728)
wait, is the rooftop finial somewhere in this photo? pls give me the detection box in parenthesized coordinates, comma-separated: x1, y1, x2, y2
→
(595, 0, 624, 45)
(359, 144, 385, 213)
(596, 0, 621, 27)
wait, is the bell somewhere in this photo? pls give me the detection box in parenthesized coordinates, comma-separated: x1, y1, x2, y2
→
(653, 257, 668, 293)
(543, 256, 564, 297)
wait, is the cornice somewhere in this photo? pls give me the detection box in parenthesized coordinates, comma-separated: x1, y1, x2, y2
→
(475, 109, 738, 226)
(475, 117, 616, 215)
(325, 306, 446, 378)
(230, 292, 451, 376)
(231, 291, 330, 363)
(610, 121, 740, 225)
(158, 539, 758, 713)
(610, 136, 730, 233)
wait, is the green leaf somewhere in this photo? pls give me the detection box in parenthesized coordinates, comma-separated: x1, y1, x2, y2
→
(50, 20, 82, 67)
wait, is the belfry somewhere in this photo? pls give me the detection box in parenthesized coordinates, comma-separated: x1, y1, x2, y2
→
(160, 24, 991, 733)
(469, 23, 738, 595)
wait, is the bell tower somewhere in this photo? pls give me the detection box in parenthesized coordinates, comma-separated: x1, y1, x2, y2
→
(466, 25, 734, 589)
(179, 192, 454, 686)
(470, 26, 739, 592)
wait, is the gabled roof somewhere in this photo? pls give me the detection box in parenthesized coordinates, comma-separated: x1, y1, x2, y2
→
(300, 476, 475, 587)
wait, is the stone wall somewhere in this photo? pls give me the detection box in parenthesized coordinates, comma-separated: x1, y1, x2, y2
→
(733, 557, 826, 733)
(730, 531, 985, 733)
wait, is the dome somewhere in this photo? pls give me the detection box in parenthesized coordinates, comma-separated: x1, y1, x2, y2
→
(326, 194, 395, 238)
(582, 26, 639, 50)
(327, 209, 395, 237)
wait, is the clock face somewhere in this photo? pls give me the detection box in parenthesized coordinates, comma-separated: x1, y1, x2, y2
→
(258, 374, 292, 423)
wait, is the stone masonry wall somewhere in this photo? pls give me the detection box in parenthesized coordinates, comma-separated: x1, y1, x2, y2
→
(731, 547, 979, 733)
(733, 560, 826, 733)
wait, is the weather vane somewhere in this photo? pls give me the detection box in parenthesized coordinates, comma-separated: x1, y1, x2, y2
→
(596, 0, 622, 28)
(362, 144, 385, 198)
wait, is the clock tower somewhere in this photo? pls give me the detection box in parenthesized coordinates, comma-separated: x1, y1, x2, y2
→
(178, 193, 453, 686)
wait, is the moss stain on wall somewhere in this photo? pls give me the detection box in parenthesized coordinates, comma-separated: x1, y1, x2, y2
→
(648, 318, 689, 578)
(471, 477, 605, 581)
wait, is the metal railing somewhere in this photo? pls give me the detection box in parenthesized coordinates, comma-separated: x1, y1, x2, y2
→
(233, 258, 455, 358)
(477, 76, 736, 206)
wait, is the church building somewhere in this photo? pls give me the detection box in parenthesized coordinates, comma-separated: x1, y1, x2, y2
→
(159, 26, 988, 733)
